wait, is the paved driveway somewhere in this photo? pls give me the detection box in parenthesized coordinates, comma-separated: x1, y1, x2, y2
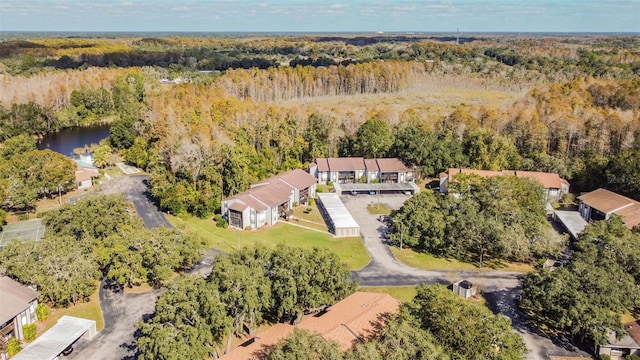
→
(67, 281, 162, 360)
(343, 193, 590, 360)
(100, 175, 172, 229)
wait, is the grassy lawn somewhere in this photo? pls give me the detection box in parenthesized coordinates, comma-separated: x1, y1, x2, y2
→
(168, 215, 370, 271)
(292, 203, 326, 225)
(39, 284, 104, 335)
(359, 286, 417, 303)
(366, 203, 391, 215)
(390, 247, 534, 273)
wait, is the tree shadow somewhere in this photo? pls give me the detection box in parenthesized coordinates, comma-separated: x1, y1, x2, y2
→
(484, 287, 593, 355)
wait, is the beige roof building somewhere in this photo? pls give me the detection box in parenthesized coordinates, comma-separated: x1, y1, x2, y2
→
(441, 168, 570, 201)
(0, 277, 39, 340)
(578, 188, 640, 229)
(220, 292, 401, 360)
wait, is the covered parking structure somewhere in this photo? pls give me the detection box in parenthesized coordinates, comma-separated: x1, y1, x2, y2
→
(316, 193, 360, 238)
(554, 210, 588, 240)
(334, 182, 419, 196)
(12, 316, 97, 360)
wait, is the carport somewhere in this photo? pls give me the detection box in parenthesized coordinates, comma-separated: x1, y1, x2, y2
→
(12, 316, 97, 360)
(554, 210, 588, 240)
(316, 193, 360, 237)
(334, 182, 419, 195)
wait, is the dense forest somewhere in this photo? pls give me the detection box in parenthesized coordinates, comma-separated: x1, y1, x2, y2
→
(1, 34, 639, 217)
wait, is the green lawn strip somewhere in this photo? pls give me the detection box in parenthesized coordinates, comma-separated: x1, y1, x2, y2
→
(358, 286, 417, 303)
(167, 215, 370, 271)
(39, 284, 104, 334)
(390, 247, 534, 273)
(287, 217, 328, 232)
(366, 203, 391, 215)
(292, 204, 326, 224)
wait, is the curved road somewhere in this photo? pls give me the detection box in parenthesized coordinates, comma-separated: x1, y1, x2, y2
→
(344, 194, 589, 360)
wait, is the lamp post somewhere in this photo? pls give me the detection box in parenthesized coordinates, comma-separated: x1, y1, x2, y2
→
(397, 220, 404, 250)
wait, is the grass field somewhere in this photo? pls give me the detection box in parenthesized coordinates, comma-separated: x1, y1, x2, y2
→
(390, 247, 534, 273)
(168, 215, 370, 271)
(359, 286, 417, 303)
(39, 284, 104, 334)
(366, 203, 391, 215)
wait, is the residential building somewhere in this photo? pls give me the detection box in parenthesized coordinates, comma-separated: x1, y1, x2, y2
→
(219, 292, 400, 360)
(221, 169, 317, 230)
(0, 277, 38, 341)
(75, 165, 99, 190)
(578, 188, 640, 230)
(310, 157, 414, 184)
(440, 168, 570, 201)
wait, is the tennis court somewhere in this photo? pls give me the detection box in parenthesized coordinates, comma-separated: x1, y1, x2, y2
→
(0, 219, 45, 247)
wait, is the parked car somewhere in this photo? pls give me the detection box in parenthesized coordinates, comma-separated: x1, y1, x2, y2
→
(377, 215, 390, 224)
(60, 345, 73, 356)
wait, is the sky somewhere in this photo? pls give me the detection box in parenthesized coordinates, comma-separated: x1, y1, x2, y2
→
(0, 0, 639, 33)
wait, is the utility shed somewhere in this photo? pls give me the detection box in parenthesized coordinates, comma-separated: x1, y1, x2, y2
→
(12, 316, 97, 360)
(453, 279, 476, 299)
(316, 193, 360, 237)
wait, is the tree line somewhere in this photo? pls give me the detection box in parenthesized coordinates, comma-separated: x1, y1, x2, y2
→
(389, 175, 565, 266)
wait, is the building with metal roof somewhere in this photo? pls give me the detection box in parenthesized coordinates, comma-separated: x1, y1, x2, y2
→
(316, 193, 360, 238)
(12, 316, 97, 360)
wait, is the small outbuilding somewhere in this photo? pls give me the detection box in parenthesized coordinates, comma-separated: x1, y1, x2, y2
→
(316, 193, 360, 237)
(453, 279, 476, 299)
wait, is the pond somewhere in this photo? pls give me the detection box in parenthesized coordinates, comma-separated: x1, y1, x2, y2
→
(38, 124, 111, 157)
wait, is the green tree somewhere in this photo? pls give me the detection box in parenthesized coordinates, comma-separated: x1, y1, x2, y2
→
(606, 149, 640, 201)
(269, 245, 356, 323)
(208, 250, 273, 353)
(262, 329, 343, 360)
(303, 113, 336, 161)
(353, 118, 393, 158)
(0, 134, 37, 160)
(347, 310, 448, 360)
(407, 284, 528, 360)
(392, 126, 465, 176)
(136, 276, 231, 360)
(5, 149, 76, 210)
(521, 218, 640, 346)
(92, 140, 114, 168)
(462, 128, 521, 170)
(1, 237, 100, 306)
(124, 137, 149, 169)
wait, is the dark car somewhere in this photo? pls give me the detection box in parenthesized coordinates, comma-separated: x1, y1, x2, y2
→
(377, 215, 390, 224)
(60, 345, 73, 356)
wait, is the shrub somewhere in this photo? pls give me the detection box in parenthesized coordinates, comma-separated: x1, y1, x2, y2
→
(625, 355, 640, 360)
(214, 214, 228, 228)
(7, 338, 21, 356)
(22, 323, 36, 342)
(17, 213, 29, 221)
(600, 355, 611, 360)
(36, 303, 49, 321)
(308, 198, 315, 206)
(326, 180, 333, 186)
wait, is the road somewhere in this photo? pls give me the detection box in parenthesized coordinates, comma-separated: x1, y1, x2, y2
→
(67, 281, 162, 360)
(101, 175, 173, 229)
(343, 193, 590, 360)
